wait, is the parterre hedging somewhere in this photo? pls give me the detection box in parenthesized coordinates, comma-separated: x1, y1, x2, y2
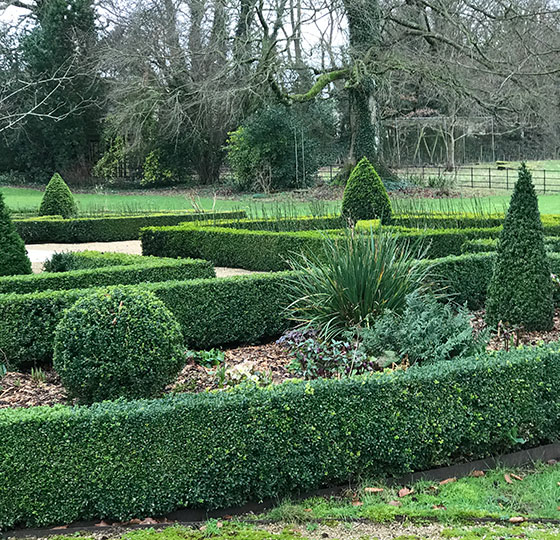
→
(462, 236, 560, 254)
(0, 253, 214, 294)
(1, 343, 559, 529)
(43, 250, 153, 272)
(4, 252, 560, 369)
(0, 272, 291, 369)
(16, 210, 246, 243)
(141, 218, 507, 271)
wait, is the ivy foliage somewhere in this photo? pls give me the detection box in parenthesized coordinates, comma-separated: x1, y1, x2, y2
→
(341, 157, 392, 223)
(0, 192, 32, 276)
(53, 287, 185, 403)
(486, 163, 554, 330)
(38, 173, 78, 218)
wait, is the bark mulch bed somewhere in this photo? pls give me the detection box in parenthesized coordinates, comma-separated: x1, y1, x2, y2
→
(2, 309, 559, 410)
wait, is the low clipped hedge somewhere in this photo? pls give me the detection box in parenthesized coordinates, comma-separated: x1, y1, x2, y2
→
(392, 212, 560, 233)
(462, 236, 560, 254)
(0, 255, 214, 294)
(16, 210, 246, 244)
(141, 220, 503, 271)
(1, 343, 559, 529)
(0, 272, 292, 369)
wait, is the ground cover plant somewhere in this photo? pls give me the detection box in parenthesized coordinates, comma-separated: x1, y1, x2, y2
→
(486, 164, 554, 330)
(38, 173, 78, 218)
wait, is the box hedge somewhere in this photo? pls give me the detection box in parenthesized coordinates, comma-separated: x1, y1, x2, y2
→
(141, 220, 504, 271)
(0, 255, 214, 294)
(462, 236, 560, 254)
(16, 210, 246, 244)
(0, 272, 292, 369)
(1, 343, 559, 529)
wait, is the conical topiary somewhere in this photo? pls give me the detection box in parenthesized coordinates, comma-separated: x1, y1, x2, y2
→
(0, 192, 32, 276)
(341, 157, 392, 224)
(38, 173, 78, 218)
(486, 162, 554, 330)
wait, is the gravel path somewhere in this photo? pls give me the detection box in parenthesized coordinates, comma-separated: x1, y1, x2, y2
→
(25, 241, 255, 278)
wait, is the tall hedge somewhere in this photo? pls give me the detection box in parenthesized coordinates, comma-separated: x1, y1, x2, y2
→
(0, 344, 559, 529)
(341, 157, 392, 224)
(0, 192, 32, 276)
(38, 173, 78, 218)
(486, 163, 554, 330)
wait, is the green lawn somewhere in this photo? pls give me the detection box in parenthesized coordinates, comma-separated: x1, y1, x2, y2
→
(261, 463, 560, 523)
(2, 185, 560, 218)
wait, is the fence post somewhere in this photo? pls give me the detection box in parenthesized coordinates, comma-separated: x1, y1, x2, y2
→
(506, 168, 509, 190)
(488, 167, 491, 189)
(543, 170, 546, 194)
(471, 167, 474, 189)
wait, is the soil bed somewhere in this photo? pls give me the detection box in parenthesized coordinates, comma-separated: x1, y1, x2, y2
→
(2, 309, 559, 410)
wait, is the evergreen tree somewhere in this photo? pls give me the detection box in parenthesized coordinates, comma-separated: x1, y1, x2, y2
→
(39, 173, 78, 218)
(0, 193, 32, 276)
(486, 163, 554, 330)
(341, 157, 392, 224)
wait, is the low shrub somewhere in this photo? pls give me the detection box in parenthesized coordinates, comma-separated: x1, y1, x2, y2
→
(1, 344, 559, 529)
(0, 272, 292, 369)
(0, 192, 32, 276)
(54, 288, 184, 404)
(38, 173, 78, 218)
(16, 210, 246, 244)
(43, 251, 148, 272)
(0, 255, 214, 294)
(359, 291, 487, 365)
(341, 158, 392, 224)
(462, 236, 560, 254)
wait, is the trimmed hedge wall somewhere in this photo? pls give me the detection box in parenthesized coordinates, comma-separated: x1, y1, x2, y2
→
(1, 343, 559, 529)
(0, 256, 215, 294)
(462, 236, 560, 254)
(141, 221, 503, 271)
(0, 272, 292, 369)
(392, 212, 560, 233)
(16, 210, 246, 244)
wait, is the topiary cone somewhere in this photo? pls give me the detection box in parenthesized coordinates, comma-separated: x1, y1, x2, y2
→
(486, 162, 554, 330)
(341, 157, 392, 224)
(39, 173, 78, 218)
(0, 191, 32, 276)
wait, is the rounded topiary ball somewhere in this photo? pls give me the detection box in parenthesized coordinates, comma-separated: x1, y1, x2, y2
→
(54, 287, 185, 403)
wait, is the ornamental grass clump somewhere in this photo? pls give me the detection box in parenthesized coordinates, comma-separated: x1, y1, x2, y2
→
(486, 163, 554, 331)
(54, 287, 185, 403)
(286, 228, 430, 340)
(341, 157, 392, 224)
(38, 173, 78, 218)
(0, 191, 32, 276)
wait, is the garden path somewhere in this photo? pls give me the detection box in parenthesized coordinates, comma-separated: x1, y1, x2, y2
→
(25, 240, 256, 278)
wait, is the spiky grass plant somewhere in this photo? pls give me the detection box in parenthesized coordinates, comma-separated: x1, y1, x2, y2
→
(286, 227, 431, 340)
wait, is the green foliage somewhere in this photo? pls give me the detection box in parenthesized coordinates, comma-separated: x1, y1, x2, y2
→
(1, 344, 560, 528)
(43, 250, 149, 273)
(54, 287, 184, 403)
(92, 136, 127, 182)
(226, 104, 331, 192)
(142, 150, 176, 187)
(462, 236, 560, 254)
(341, 158, 392, 224)
(0, 272, 292, 369)
(16, 210, 245, 243)
(486, 164, 554, 330)
(286, 228, 430, 340)
(0, 253, 214, 294)
(38, 173, 78, 218)
(0, 192, 32, 276)
(359, 291, 487, 365)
